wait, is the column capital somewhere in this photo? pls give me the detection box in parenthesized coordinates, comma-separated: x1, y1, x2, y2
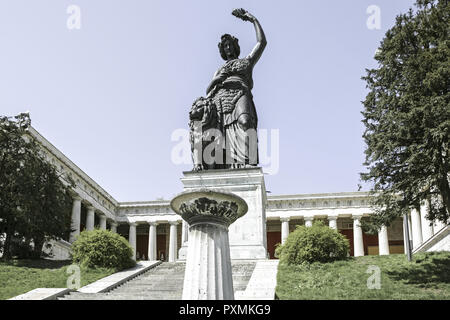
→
(110, 222, 118, 227)
(129, 222, 138, 227)
(73, 195, 82, 201)
(327, 215, 338, 220)
(280, 217, 290, 222)
(148, 221, 159, 226)
(86, 205, 95, 212)
(169, 221, 179, 225)
(352, 214, 363, 220)
(304, 216, 314, 221)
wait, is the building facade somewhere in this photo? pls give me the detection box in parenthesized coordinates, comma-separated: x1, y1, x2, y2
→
(28, 126, 448, 261)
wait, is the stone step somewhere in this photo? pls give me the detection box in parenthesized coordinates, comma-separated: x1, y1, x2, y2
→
(59, 260, 259, 300)
(61, 294, 182, 300)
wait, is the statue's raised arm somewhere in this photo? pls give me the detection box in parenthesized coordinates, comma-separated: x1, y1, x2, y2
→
(232, 8, 267, 66)
(193, 9, 267, 170)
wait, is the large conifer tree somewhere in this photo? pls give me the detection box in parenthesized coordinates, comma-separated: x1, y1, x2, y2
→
(361, 0, 449, 230)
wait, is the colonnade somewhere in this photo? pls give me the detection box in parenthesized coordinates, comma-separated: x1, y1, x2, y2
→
(69, 195, 115, 243)
(69, 195, 448, 261)
(68, 195, 182, 262)
(128, 221, 180, 262)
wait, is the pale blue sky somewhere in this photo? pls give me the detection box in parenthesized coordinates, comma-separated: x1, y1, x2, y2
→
(0, 0, 416, 201)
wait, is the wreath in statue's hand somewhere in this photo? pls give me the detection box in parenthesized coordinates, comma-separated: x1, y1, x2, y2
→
(232, 8, 255, 22)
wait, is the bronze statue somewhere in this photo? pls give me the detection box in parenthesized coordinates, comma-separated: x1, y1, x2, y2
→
(189, 8, 266, 170)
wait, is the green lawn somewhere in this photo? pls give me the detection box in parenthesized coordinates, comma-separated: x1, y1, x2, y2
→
(276, 252, 450, 300)
(0, 259, 116, 300)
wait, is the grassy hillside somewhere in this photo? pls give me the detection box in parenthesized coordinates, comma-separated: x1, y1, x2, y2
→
(0, 259, 115, 300)
(276, 252, 450, 300)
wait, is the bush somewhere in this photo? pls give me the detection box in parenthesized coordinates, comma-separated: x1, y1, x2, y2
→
(71, 229, 135, 270)
(275, 221, 349, 265)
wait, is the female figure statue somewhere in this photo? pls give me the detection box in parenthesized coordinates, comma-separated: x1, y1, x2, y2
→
(206, 8, 267, 169)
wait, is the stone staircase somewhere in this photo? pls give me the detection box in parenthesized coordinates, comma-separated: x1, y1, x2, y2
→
(235, 260, 279, 300)
(231, 260, 257, 292)
(59, 260, 257, 300)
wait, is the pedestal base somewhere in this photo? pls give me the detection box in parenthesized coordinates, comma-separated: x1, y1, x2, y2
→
(180, 168, 268, 260)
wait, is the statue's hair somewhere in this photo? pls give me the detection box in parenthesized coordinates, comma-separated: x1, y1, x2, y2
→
(218, 34, 240, 60)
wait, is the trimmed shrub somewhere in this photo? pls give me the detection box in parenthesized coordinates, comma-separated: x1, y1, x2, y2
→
(71, 229, 135, 270)
(275, 221, 349, 265)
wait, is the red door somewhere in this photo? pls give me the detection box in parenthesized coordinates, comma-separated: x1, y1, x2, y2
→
(363, 233, 379, 255)
(267, 231, 281, 259)
(136, 235, 149, 260)
(340, 229, 354, 256)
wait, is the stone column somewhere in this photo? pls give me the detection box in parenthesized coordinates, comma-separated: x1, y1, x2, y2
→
(378, 225, 390, 255)
(183, 222, 233, 299)
(171, 190, 248, 300)
(110, 222, 118, 233)
(168, 221, 178, 262)
(420, 201, 434, 242)
(304, 216, 314, 227)
(328, 215, 338, 230)
(280, 217, 290, 244)
(69, 196, 82, 243)
(148, 222, 158, 261)
(410, 207, 423, 249)
(129, 223, 137, 261)
(86, 206, 95, 231)
(99, 215, 107, 230)
(352, 215, 364, 257)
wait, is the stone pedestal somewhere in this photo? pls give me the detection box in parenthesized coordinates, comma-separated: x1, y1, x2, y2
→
(182, 223, 234, 299)
(179, 167, 267, 260)
(171, 190, 248, 300)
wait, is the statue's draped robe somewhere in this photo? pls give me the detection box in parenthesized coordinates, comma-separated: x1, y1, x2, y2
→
(211, 58, 259, 166)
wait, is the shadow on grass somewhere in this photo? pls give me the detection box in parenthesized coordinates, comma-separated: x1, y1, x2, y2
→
(386, 252, 450, 285)
(0, 258, 72, 269)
